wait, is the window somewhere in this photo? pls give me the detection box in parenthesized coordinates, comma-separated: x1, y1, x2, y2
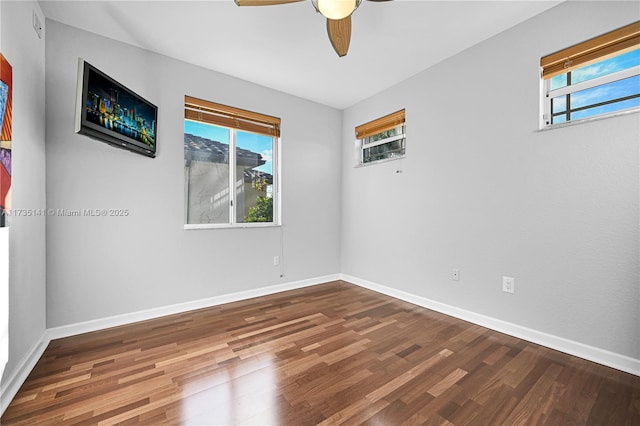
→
(184, 96, 280, 228)
(541, 21, 640, 127)
(356, 109, 406, 165)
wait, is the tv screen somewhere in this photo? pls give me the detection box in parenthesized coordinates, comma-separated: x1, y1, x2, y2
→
(75, 59, 157, 158)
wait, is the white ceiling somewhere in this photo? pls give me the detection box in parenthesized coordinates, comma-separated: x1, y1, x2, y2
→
(38, 0, 563, 109)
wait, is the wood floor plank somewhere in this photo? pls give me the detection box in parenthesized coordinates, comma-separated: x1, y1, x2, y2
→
(2, 281, 638, 425)
(427, 368, 468, 397)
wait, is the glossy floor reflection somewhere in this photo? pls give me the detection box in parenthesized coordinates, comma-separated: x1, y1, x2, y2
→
(178, 355, 278, 424)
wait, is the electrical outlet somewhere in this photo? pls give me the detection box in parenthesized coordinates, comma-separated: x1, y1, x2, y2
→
(273, 256, 280, 266)
(502, 276, 515, 294)
(452, 269, 460, 281)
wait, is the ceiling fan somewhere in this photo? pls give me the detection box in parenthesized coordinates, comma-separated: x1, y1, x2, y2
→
(235, 0, 392, 57)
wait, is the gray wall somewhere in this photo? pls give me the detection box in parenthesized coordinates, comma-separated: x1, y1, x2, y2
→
(0, 0, 47, 386)
(9, 0, 638, 373)
(341, 1, 639, 359)
(45, 21, 342, 327)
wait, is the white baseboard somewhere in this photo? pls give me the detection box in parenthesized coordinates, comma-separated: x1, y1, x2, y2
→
(0, 331, 49, 415)
(341, 274, 640, 376)
(0, 273, 340, 416)
(47, 274, 341, 341)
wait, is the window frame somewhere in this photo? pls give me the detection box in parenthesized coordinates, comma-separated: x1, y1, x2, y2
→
(184, 96, 281, 230)
(355, 109, 406, 167)
(540, 21, 640, 128)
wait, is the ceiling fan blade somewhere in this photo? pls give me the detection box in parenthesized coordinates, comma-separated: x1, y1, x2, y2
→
(235, 0, 304, 6)
(327, 16, 351, 57)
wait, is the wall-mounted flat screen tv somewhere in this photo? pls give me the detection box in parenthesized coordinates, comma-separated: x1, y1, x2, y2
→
(75, 59, 157, 158)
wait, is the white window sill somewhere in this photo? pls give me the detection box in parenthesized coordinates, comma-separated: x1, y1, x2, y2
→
(355, 154, 406, 168)
(184, 223, 281, 230)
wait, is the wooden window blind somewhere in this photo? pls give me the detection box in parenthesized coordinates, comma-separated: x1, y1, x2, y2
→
(356, 109, 405, 140)
(184, 95, 281, 138)
(540, 21, 640, 80)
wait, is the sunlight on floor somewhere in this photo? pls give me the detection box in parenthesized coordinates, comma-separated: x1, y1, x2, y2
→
(180, 354, 278, 424)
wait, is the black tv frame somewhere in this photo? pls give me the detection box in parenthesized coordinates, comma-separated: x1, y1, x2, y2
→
(75, 59, 157, 158)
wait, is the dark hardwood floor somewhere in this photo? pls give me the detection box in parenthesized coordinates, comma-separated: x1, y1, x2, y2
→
(2, 281, 638, 425)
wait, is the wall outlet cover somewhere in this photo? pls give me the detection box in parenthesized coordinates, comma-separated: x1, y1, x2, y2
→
(452, 269, 460, 281)
(502, 276, 515, 294)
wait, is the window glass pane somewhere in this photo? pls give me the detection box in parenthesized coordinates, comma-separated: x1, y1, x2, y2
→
(236, 130, 274, 223)
(571, 96, 640, 121)
(184, 121, 230, 224)
(569, 74, 640, 110)
(571, 49, 640, 85)
(552, 115, 567, 124)
(363, 138, 405, 164)
(551, 96, 566, 114)
(550, 74, 567, 90)
(364, 124, 404, 145)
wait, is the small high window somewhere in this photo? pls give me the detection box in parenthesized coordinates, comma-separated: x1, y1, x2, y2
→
(541, 21, 640, 127)
(184, 96, 280, 228)
(356, 109, 406, 165)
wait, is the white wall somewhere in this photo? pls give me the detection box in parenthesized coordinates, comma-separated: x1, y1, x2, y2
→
(341, 1, 639, 360)
(45, 21, 342, 327)
(0, 0, 47, 405)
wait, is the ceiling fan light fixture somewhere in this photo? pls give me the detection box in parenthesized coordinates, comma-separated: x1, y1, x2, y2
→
(312, 0, 362, 20)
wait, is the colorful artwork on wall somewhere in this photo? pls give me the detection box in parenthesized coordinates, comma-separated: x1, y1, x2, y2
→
(0, 53, 12, 227)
